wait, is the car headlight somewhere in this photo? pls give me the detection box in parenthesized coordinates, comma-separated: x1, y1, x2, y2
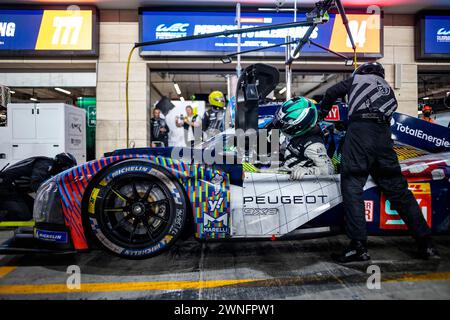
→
(33, 178, 64, 224)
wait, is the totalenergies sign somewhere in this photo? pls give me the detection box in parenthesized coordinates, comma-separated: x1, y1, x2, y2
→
(140, 9, 382, 58)
(0, 7, 97, 57)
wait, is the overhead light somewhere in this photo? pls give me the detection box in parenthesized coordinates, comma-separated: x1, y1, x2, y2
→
(173, 83, 181, 95)
(55, 87, 71, 95)
(258, 8, 296, 12)
(9, 90, 15, 94)
(279, 87, 287, 94)
(180, 96, 185, 102)
(221, 56, 232, 64)
(422, 97, 430, 100)
(30, 97, 38, 102)
(345, 60, 354, 66)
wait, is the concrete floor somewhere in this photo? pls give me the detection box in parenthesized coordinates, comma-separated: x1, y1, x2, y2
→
(0, 229, 449, 300)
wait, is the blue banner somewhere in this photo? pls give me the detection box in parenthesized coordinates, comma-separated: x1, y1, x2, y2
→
(391, 113, 450, 153)
(0, 9, 43, 50)
(140, 9, 382, 57)
(0, 8, 97, 56)
(424, 15, 450, 54)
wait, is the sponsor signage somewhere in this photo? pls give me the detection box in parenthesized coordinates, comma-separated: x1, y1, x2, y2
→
(139, 8, 382, 58)
(203, 213, 228, 233)
(243, 195, 328, 205)
(416, 12, 450, 60)
(0, 6, 98, 57)
(204, 196, 228, 234)
(324, 105, 341, 121)
(35, 229, 68, 244)
(390, 113, 450, 153)
(243, 208, 278, 216)
(364, 200, 374, 222)
(380, 183, 432, 230)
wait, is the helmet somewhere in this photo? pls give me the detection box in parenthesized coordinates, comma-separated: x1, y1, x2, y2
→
(54, 153, 77, 171)
(272, 96, 318, 137)
(423, 105, 433, 113)
(353, 61, 385, 79)
(422, 105, 433, 117)
(208, 91, 226, 108)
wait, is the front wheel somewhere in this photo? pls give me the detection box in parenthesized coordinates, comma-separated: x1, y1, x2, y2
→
(85, 160, 188, 259)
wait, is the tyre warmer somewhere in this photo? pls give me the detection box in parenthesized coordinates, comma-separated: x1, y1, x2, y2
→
(56, 155, 230, 250)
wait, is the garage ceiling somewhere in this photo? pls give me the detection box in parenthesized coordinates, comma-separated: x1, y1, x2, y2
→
(10, 87, 95, 104)
(150, 71, 345, 100)
(3, 0, 450, 13)
(418, 74, 450, 99)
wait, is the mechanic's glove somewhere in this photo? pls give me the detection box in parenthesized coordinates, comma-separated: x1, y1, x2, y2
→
(290, 167, 308, 181)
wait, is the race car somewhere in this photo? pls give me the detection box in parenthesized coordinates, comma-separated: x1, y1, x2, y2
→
(2, 60, 449, 259)
(2, 108, 444, 259)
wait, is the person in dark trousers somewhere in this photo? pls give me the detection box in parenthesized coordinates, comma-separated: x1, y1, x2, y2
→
(203, 90, 226, 138)
(318, 61, 439, 262)
(0, 153, 77, 221)
(150, 108, 170, 147)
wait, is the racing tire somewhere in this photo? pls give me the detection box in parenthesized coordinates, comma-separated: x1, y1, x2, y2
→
(84, 160, 188, 259)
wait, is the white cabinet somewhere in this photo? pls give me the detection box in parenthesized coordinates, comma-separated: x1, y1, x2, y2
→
(0, 125, 11, 169)
(11, 105, 36, 140)
(0, 103, 86, 168)
(36, 105, 62, 141)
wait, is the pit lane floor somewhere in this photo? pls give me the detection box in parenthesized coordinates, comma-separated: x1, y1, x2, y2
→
(0, 230, 449, 300)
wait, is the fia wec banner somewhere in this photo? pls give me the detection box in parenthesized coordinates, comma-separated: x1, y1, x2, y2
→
(139, 9, 382, 58)
(0, 7, 98, 57)
(416, 12, 450, 60)
(424, 15, 450, 55)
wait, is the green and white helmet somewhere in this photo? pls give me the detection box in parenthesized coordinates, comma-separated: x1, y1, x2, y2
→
(272, 96, 318, 137)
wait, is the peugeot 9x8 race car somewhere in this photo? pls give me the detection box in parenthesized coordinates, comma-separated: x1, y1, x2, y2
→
(4, 105, 445, 259)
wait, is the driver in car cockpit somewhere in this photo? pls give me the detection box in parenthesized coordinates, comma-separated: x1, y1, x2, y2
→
(272, 96, 334, 180)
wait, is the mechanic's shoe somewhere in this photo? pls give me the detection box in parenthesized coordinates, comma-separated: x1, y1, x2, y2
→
(417, 237, 440, 260)
(332, 240, 371, 263)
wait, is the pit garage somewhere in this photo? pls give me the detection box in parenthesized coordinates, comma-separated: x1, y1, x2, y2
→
(0, 0, 450, 304)
(418, 68, 450, 127)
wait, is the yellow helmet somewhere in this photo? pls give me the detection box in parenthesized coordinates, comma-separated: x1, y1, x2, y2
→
(208, 91, 225, 108)
(306, 97, 318, 105)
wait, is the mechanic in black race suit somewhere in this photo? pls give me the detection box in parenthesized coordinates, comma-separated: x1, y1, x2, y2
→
(318, 61, 439, 262)
(0, 153, 77, 221)
(272, 96, 334, 180)
(202, 90, 226, 138)
(150, 108, 170, 147)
